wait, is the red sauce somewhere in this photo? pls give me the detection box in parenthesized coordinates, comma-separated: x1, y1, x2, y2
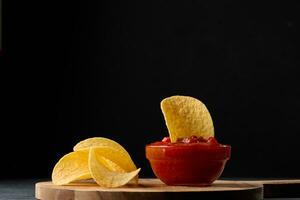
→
(146, 136, 231, 186)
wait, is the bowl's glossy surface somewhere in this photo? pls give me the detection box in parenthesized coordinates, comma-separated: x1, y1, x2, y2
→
(146, 140, 231, 186)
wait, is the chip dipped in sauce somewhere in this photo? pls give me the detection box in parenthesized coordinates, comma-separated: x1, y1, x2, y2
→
(146, 96, 231, 186)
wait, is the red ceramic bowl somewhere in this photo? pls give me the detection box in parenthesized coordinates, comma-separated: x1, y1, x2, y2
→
(146, 138, 231, 186)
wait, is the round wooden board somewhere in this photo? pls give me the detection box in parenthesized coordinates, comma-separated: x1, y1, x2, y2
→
(246, 179, 300, 198)
(36, 179, 263, 200)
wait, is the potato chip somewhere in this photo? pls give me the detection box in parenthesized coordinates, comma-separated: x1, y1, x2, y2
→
(73, 137, 127, 154)
(52, 137, 140, 187)
(73, 137, 138, 183)
(161, 95, 214, 142)
(89, 146, 138, 183)
(98, 157, 126, 173)
(89, 147, 141, 187)
(52, 151, 91, 185)
(89, 146, 137, 172)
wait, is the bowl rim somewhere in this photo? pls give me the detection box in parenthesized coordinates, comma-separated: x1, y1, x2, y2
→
(146, 143, 231, 160)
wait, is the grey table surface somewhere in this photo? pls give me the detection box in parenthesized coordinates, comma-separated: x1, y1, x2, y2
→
(0, 179, 299, 200)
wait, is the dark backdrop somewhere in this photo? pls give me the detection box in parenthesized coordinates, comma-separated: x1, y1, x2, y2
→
(2, 1, 300, 179)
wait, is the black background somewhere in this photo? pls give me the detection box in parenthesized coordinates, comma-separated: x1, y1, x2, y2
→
(1, 1, 300, 179)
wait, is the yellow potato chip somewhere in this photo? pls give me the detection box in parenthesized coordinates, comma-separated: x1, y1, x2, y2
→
(89, 147, 141, 187)
(98, 157, 126, 173)
(52, 151, 91, 185)
(161, 95, 214, 142)
(90, 146, 137, 172)
(89, 146, 138, 184)
(73, 137, 138, 183)
(73, 137, 127, 154)
(52, 137, 140, 187)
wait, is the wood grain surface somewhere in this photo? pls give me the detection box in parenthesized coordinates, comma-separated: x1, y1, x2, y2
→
(36, 178, 263, 200)
(245, 179, 300, 198)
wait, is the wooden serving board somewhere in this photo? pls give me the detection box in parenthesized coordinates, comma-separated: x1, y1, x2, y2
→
(36, 179, 263, 200)
(36, 178, 300, 200)
(245, 179, 300, 198)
